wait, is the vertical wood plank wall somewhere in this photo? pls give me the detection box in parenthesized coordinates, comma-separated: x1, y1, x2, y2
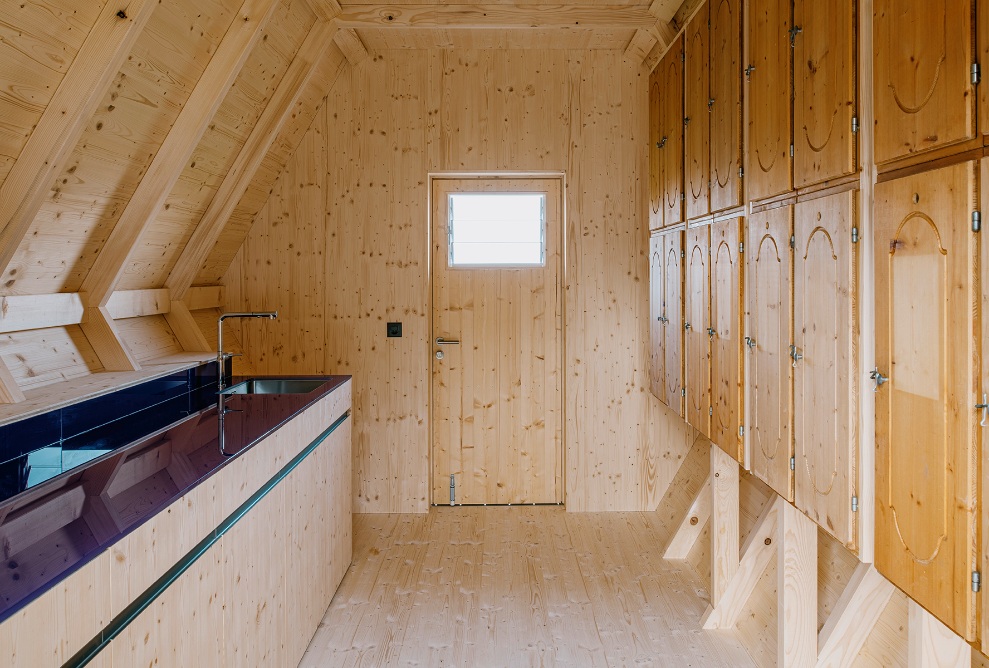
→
(226, 50, 696, 513)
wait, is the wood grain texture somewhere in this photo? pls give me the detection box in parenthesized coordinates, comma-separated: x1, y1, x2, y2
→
(778, 502, 817, 668)
(649, 67, 663, 231)
(683, 2, 709, 220)
(663, 472, 711, 559)
(708, 0, 743, 213)
(685, 223, 711, 436)
(816, 564, 895, 668)
(79, 305, 140, 371)
(907, 599, 971, 668)
(649, 230, 665, 399)
(709, 216, 742, 460)
(660, 38, 684, 226)
(335, 5, 657, 29)
(0, 356, 25, 403)
(710, 444, 739, 607)
(663, 228, 686, 416)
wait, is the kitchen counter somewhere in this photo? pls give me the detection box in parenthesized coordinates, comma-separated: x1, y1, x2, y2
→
(0, 372, 350, 625)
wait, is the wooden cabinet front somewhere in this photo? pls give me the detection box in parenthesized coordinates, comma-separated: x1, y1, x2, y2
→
(684, 3, 710, 220)
(650, 68, 663, 232)
(746, 0, 792, 202)
(650, 231, 665, 398)
(792, 0, 857, 187)
(710, 217, 743, 462)
(793, 192, 857, 549)
(662, 38, 685, 227)
(710, 0, 743, 213)
(686, 224, 712, 436)
(745, 204, 793, 501)
(873, 0, 975, 166)
(874, 162, 977, 640)
(664, 230, 686, 416)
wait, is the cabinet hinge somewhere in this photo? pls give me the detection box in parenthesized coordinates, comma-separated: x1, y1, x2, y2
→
(739, 167, 744, 179)
(851, 495, 859, 512)
(852, 116, 859, 134)
(790, 235, 796, 249)
(681, 388, 686, 397)
(973, 211, 982, 232)
(681, 193, 686, 201)
(738, 425, 745, 437)
(709, 406, 713, 416)
(973, 63, 981, 85)
(739, 241, 744, 254)
(789, 144, 794, 158)
(974, 571, 982, 593)
(851, 227, 859, 243)
(789, 456, 795, 471)
(449, 474, 456, 506)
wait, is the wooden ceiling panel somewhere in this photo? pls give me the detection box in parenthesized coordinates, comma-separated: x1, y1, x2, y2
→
(336, 4, 655, 29)
(0, 0, 105, 188)
(355, 27, 635, 49)
(0, 0, 242, 296)
(119, 0, 319, 291)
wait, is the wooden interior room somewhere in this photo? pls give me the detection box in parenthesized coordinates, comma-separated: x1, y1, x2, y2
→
(0, 0, 987, 666)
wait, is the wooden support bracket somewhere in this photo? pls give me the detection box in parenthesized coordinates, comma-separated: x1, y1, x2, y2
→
(907, 600, 971, 668)
(663, 473, 712, 559)
(710, 445, 740, 607)
(624, 29, 659, 64)
(0, 356, 26, 404)
(702, 496, 782, 629)
(334, 28, 369, 66)
(778, 503, 818, 668)
(79, 305, 141, 372)
(164, 301, 214, 352)
(816, 563, 896, 668)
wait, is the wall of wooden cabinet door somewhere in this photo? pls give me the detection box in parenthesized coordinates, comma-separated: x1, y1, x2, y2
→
(873, 0, 975, 166)
(874, 161, 977, 640)
(793, 191, 858, 550)
(649, 231, 666, 398)
(709, 216, 743, 462)
(981, 0, 989, 140)
(745, 204, 793, 501)
(709, 0, 743, 213)
(650, 69, 664, 231)
(685, 224, 711, 436)
(745, 0, 792, 202)
(661, 38, 685, 226)
(792, 0, 857, 188)
(663, 228, 686, 417)
(684, 3, 710, 220)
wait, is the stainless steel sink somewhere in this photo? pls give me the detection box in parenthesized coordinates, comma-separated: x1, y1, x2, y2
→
(219, 379, 324, 395)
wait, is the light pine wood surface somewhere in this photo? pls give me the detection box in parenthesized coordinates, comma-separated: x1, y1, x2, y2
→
(302, 507, 754, 668)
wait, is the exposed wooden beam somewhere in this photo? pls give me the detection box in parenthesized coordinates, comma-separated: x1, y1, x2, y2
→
(165, 19, 339, 301)
(662, 473, 711, 559)
(304, 0, 342, 21)
(624, 29, 658, 64)
(0, 293, 85, 333)
(670, 0, 705, 32)
(335, 5, 656, 29)
(710, 446, 739, 607)
(0, 357, 26, 404)
(0, 0, 158, 282)
(778, 503, 817, 668)
(79, 0, 282, 308)
(334, 28, 370, 66)
(164, 302, 213, 352)
(184, 286, 226, 311)
(907, 600, 971, 668)
(79, 305, 141, 371)
(106, 289, 170, 320)
(702, 496, 782, 629)
(816, 564, 895, 668)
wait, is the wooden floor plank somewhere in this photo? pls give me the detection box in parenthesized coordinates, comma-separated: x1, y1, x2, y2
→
(302, 507, 754, 667)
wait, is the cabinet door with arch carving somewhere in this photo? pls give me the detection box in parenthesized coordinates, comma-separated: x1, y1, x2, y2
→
(649, 231, 665, 398)
(793, 0, 857, 187)
(874, 162, 977, 640)
(649, 68, 664, 231)
(710, 217, 743, 462)
(685, 224, 711, 436)
(684, 2, 710, 220)
(745, 205, 792, 500)
(709, 0, 743, 213)
(664, 230, 686, 416)
(661, 38, 685, 226)
(793, 192, 857, 549)
(874, 0, 975, 165)
(745, 0, 792, 201)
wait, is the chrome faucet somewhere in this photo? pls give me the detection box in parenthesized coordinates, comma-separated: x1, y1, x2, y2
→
(217, 312, 277, 390)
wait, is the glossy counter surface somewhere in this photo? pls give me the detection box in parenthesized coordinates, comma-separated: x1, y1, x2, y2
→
(0, 373, 350, 624)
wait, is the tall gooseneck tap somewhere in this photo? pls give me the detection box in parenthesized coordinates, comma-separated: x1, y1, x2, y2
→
(217, 311, 277, 390)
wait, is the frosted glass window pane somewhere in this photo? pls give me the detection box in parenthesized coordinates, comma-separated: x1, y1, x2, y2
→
(449, 193, 545, 266)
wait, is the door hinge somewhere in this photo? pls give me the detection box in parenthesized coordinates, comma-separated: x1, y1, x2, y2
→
(684, 116, 691, 126)
(682, 388, 686, 397)
(449, 474, 456, 506)
(790, 235, 796, 249)
(789, 456, 795, 471)
(739, 167, 744, 179)
(739, 241, 744, 254)
(851, 495, 859, 512)
(681, 250, 685, 258)
(973, 63, 981, 85)
(681, 193, 686, 201)
(738, 425, 745, 437)
(852, 227, 859, 243)
(709, 406, 713, 416)
(974, 571, 982, 593)
(789, 144, 794, 158)
(852, 116, 860, 134)
(973, 211, 982, 232)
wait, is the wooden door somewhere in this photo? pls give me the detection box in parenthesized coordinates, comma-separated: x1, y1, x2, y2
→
(981, 0, 989, 139)
(649, 231, 665, 398)
(710, 217, 743, 462)
(793, 192, 857, 549)
(710, 0, 743, 213)
(874, 162, 978, 639)
(685, 224, 711, 436)
(792, 0, 857, 188)
(664, 230, 686, 416)
(873, 0, 975, 165)
(746, 0, 792, 202)
(745, 205, 792, 500)
(662, 38, 685, 227)
(431, 179, 563, 506)
(650, 68, 664, 231)
(684, 3, 710, 220)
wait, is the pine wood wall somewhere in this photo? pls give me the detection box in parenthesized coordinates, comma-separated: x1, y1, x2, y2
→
(226, 49, 696, 513)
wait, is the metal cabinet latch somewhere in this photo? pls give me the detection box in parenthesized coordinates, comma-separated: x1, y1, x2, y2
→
(976, 393, 989, 427)
(870, 367, 889, 392)
(789, 345, 803, 367)
(707, 326, 716, 338)
(744, 336, 756, 349)
(658, 315, 669, 324)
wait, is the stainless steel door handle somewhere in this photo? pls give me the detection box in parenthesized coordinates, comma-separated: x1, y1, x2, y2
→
(436, 337, 460, 345)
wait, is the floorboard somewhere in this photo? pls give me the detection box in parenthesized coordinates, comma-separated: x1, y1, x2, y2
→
(301, 506, 754, 667)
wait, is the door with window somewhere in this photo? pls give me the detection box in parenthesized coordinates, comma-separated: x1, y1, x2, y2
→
(431, 178, 563, 505)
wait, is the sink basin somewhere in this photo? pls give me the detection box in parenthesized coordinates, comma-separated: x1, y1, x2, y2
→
(219, 379, 324, 395)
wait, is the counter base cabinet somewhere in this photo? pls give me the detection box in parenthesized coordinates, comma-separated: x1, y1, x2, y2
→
(874, 163, 977, 641)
